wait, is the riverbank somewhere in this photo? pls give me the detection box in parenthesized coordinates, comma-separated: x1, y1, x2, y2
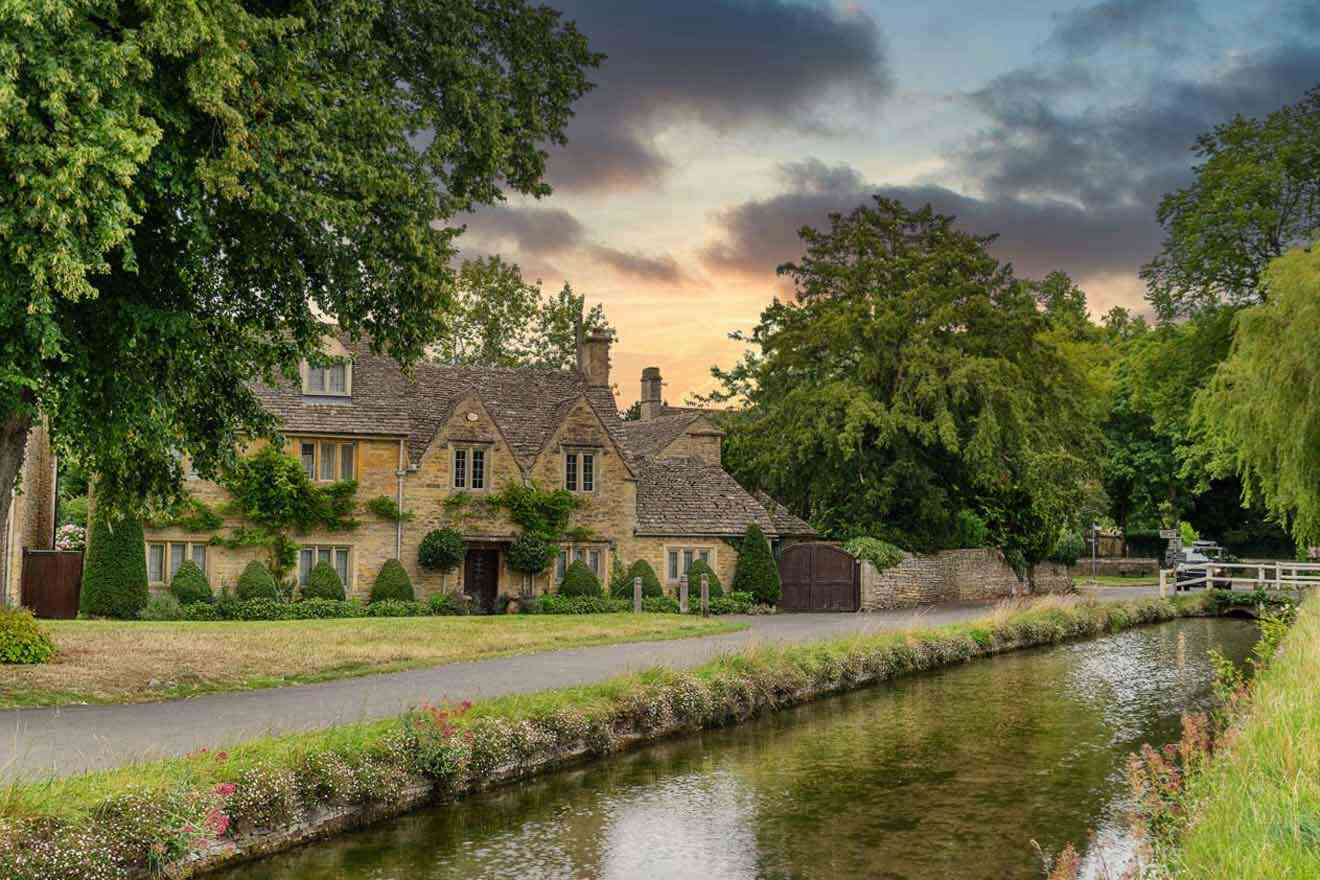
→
(1153, 591, 1320, 878)
(0, 593, 1215, 880)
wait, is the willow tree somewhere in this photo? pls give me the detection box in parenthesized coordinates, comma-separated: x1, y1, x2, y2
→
(709, 198, 1100, 564)
(0, 0, 600, 524)
(1193, 245, 1320, 550)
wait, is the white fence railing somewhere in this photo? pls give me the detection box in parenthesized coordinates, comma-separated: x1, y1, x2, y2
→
(1158, 561, 1320, 596)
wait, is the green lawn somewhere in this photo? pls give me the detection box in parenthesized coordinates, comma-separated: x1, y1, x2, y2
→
(1072, 573, 1159, 588)
(0, 614, 744, 708)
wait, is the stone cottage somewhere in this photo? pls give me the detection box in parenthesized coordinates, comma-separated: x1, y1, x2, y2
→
(0, 421, 57, 605)
(140, 331, 814, 610)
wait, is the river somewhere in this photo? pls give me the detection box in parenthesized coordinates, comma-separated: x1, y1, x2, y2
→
(217, 617, 1258, 880)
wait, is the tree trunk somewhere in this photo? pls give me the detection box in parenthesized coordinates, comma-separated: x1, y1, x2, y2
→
(0, 401, 35, 544)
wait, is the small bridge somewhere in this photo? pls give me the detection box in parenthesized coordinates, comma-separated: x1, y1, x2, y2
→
(1160, 560, 1320, 595)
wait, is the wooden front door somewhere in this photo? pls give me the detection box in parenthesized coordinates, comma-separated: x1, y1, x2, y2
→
(778, 543, 860, 612)
(464, 548, 500, 613)
(21, 550, 84, 618)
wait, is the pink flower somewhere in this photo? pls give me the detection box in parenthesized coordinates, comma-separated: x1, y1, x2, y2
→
(214, 782, 237, 797)
(214, 751, 229, 762)
(205, 808, 231, 837)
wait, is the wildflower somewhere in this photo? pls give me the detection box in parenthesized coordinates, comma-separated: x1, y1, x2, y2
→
(205, 807, 231, 837)
(214, 782, 237, 797)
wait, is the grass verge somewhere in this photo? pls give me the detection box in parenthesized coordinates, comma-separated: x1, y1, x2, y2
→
(1153, 591, 1320, 879)
(0, 593, 1214, 879)
(1072, 574, 1159, 587)
(0, 614, 745, 708)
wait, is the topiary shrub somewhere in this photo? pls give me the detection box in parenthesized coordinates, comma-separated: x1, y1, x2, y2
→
(613, 559, 663, 598)
(80, 512, 149, 619)
(169, 560, 212, 605)
(419, 528, 465, 573)
(558, 559, 603, 597)
(0, 606, 55, 664)
(139, 593, 185, 621)
(731, 523, 780, 605)
(236, 560, 280, 600)
(507, 533, 552, 574)
(684, 558, 723, 598)
(370, 559, 415, 602)
(303, 560, 345, 601)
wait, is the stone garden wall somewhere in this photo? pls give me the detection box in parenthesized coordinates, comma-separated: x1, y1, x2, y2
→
(1068, 557, 1160, 578)
(860, 548, 1073, 611)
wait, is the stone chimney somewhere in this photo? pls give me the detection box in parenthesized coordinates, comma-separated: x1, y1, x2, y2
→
(577, 329, 612, 388)
(639, 366, 663, 421)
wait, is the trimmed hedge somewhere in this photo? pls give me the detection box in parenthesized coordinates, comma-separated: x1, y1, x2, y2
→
(370, 559, 415, 602)
(558, 559, 603, 597)
(169, 560, 212, 605)
(236, 560, 280, 600)
(303, 561, 345, 601)
(365, 599, 427, 618)
(684, 558, 723, 598)
(80, 513, 149, 619)
(732, 523, 780, 605)
(0, 606, 55, 664)
(418, 528, 465, 572)
(613, 559, 663, 598)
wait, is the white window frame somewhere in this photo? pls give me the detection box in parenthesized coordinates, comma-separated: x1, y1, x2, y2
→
(147, 541, 209, 586)
(302, 359, 352, 397)
(299, 545, 352, 588)
(665, 546, 713, 583)
(452, 445, 488, 491)
(295, 438, 356, 482)
(564, 450, 597, 494)
(557, 544, 607, 582)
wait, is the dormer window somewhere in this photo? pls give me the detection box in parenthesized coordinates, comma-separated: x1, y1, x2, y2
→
(302, 359, 351, 396)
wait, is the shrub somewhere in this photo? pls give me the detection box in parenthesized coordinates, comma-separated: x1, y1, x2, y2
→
(168, 560, 212, 605)
(0, 606, 55, 664)
(288, 598, 360, 619)
(731, 523, 780, 605)
(643, 596, 680, 613)
(80, 512, 149, 619)
(228, 598, 292, 621)
(365, 599, 427, 617)
(54, 522, 86, 552)
(139, 593, 185, 621)
(370, 559, 415, 602)
(303, 561, 345, 601)
(525, 595, 629, 614)
(1048, 529, 1086, 566)
(613, 559, 663, 598)
(507, 533, 553, 574)
(843, 537, 905, 572)
(684, 558, 723, 598)
(951, 509, 989, 548)
(236, 560, 280, 600)
(58, 495, 89, 528)
(182, 602, 221, 621)
(558, 559, 603, 597)
(608, 555, 629, 597)
(418, 528, 465, 573)
(427, 593, 472, 616)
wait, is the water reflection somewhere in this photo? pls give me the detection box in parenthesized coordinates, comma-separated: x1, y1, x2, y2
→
(221, 618, 1257, 880)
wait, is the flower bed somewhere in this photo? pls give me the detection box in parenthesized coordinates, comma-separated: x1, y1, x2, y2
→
(0, 593, 1214, 879)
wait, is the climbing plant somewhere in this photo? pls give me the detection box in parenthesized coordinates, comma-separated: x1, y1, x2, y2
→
(487, 482, 579, 542)
(143, 494, 223, 532)
(366, 495, 414, 523)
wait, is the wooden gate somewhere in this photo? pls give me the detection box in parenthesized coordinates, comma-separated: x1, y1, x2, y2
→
(778, 542, 859, 612)
(21, 550, 83, 618)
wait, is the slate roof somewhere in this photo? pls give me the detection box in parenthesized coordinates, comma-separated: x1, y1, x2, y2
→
(753, 491, 817, 538)
(251, 339, 632, 473)
(619, 411, 706, 459)
(635, 457, 781, 537)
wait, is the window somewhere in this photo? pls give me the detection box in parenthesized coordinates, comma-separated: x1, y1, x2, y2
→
(303, 359, 351, 396)
(453, 446, 488, 490)
(666, 547, 713, 582)
(557, 545, 607, 582)
(556, 550, 567, 581)
(299, 546, 351, 587)
(294, 439, 356, 482)
(564, 451, 596, 493)
(147, 541, 208, 584)
(588, 549, 601, 576)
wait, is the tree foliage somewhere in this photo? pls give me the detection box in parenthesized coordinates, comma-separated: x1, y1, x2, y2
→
(1143, 87, 1320, 320)
(0, 0, 601, 524)
(710, 198, 1099, 560)
(418, 528, 466, 572)
(1193, 245, 1320, 548)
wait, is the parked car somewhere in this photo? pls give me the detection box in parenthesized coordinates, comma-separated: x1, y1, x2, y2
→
(1175, 541, 1233, 590)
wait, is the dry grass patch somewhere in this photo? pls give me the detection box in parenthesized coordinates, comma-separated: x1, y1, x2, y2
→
(0, 614, 743, 708)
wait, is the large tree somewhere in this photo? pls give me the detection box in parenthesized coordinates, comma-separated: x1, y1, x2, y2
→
(1192, 244, 1320, 550)
(1142, 86, 1320, 320)
(0, 0, 600, 523)
(710, 198, 1100, 563)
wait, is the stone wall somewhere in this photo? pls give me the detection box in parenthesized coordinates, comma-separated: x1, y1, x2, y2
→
(1068, 558, 1159, 578)
(860, 548, 1072, 611)
(3, 420, 56, 604)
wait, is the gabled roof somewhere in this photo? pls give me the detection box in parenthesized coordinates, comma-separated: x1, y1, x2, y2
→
(635, 457, 781, 537)
(619, 411, 709, 459)
(752, 490, 816, 538)
(251, 338, 633, 474)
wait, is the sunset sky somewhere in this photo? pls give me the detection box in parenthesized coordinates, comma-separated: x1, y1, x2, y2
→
(454, 0, 1320, 405)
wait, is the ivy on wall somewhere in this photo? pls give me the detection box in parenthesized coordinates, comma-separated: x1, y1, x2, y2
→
(366, 495, 414, 523)
(143, 495, 224, 532)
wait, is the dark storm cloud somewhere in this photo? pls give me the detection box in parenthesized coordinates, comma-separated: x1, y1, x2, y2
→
(701, 159, 1160, 282)
(460, 205, 586, 255)
(546, 0, 892, 192)
(587, 245, 688, 284)
(1048, 0, 1212, 56)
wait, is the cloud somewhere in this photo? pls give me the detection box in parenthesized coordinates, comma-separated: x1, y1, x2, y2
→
(701, 159, 1160, 284)
(546, 0, 892, 192)
(587, 245, 688, 284)
(460, 205, 585, 255)
(1047, 0, 1212, 56)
